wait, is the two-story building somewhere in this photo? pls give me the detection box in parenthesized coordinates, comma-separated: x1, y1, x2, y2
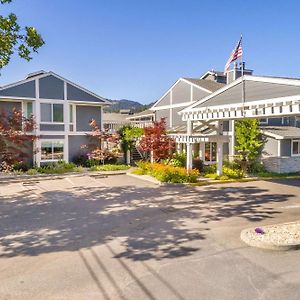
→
(151, 64, 300, 173)
(0, 70, 110, 166)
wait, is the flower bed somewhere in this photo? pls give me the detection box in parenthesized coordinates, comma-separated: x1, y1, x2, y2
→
(134, 162, 199, 183)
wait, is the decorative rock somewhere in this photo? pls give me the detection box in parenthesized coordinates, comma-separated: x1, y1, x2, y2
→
(241, 221, 300, 250)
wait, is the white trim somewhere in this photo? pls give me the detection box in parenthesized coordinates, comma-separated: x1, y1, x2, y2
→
(0, 71, 111, 105)
(151, 102, 193, 111)
(181, 78, 214, 94)
(180, 77, 243, 113)
(261, 130, 284, 140)
(68, 100, 106, 106)
(0, 96, 36, 101)
(40, 139, 65, 162)
(151, 77, 213, 110)
(278, 140, 281, 156)
(259, 118, 268, 125)
(291, 139, 300, 157)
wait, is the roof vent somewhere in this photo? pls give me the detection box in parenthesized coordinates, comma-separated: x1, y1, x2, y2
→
(26, 70, 46, 79)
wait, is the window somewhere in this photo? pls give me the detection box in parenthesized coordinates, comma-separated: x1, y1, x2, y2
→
(292, 140, 300, 156)
(205, 142, 217, 162)
(259, 118, 268, 125)
(69, 104, 73, 123)
(26, 102, 33, 118)
(41, 140, 64, 161)
(41, 103, 63, 123)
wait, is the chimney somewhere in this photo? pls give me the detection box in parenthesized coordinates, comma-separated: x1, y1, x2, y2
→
(225, 62, 253, 84)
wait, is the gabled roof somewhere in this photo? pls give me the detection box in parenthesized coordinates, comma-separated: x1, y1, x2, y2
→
(200, 70, 225, 79)
(261, 126, 300, 139)
(151, 77, 224, 110)
(0, 71, 111, 104)
(181, 75, 300, 114)
(183, 78, 225, 92)
(126, 109, 154, 120)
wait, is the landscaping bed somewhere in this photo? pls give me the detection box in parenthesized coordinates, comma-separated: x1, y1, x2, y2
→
(241, 221, 300, 250)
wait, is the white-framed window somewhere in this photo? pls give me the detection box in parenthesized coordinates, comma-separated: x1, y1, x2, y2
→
(259, 118, 268, 125)
(25, 102, 33, 118)
(40, 103, 64, 123)
(41, 140, 64, 162)
(205, 142, 217, 162)
(69, 104, 74, 124)
(292, 139, 300, 156)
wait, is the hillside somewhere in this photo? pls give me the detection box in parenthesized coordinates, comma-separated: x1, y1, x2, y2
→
(104, 99, 153, 113)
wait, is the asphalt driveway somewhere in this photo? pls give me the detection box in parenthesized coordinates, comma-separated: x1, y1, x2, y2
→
(0, 175, 300, 299)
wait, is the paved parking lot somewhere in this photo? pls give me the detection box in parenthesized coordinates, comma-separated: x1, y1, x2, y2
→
(0, 174, 300, 299)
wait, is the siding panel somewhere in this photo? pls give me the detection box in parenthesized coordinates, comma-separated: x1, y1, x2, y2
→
(39, 75, 64, 100)
(67, 84, 105, 103)
(172, 81, 190, 104)
(76, 106, 101, 131)
(0, 81, 35, 98)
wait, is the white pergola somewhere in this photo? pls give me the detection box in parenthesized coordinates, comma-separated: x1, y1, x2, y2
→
(180, 94, 300, 175)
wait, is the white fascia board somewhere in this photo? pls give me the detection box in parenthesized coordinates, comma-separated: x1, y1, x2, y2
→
(185, 94, 300, 114)
(180, 77, 243, 114)
(0, 96, 35, 102)
(246, 75, 300, 86)
(0, 71, 111, 105)
(151, 77, 210, 110)
(181, 78, 213, 94)
(261, 130, 284, 140)
(151, 78, 182, 109)
(48, 72, 111, 105)
(199, 71, 214, 79)
(151, 102, 193, 111)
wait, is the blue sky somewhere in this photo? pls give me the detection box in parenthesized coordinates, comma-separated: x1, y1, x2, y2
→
(1, 0, 300, 104)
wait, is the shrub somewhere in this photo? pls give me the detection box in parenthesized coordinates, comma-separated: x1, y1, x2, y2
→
(134, 161, 199, 183)
(248, 161, 266, 174)
(27, 168, 38, 175)
(13, 161, 30, 172)
(90, 164, 130, 171)
(204, 163, 243, 180)
(203, 164, 217, 174)
(192, 157, 204, 172)
(37, 161, 77, 174)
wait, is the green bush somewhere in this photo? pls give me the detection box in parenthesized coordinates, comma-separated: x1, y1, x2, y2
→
(204, 163, 243, 180)
(90, 164, 130, 171)
(203, 164, 217, 174)
(37, 161, 77, 174)
(248, 161, 266, 174)
(13, 162, 31, 172)
(27, 168, 38, 175)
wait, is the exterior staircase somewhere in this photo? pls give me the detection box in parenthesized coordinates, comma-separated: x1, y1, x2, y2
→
(131, 146, 144, 163)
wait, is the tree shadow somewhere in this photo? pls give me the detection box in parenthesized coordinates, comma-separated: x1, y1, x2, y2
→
(0, 179, 294, 260)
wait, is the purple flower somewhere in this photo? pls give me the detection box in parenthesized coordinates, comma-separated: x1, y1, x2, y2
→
(255, 227, 264, 234)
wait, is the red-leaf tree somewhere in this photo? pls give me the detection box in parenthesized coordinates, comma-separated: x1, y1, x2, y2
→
(0, 108, 37, 171)
(81, 119, 119, 163)
(138, 118, 175, 162)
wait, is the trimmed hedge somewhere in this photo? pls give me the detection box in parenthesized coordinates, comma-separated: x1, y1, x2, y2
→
(134, 161, 199, 183)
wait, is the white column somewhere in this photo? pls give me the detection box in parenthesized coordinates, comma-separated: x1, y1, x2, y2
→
(176, 143, 181, 153)
(186, 120, 193, 170)
(34, 78, 41, 167)
(63, 81, 69, 163)
(229, 120, 235, 160)
(217, 141, 224, 176)
(199, 142, 205, 160)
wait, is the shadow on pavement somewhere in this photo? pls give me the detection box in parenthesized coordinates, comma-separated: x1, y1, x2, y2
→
(0, 181, 294, 260)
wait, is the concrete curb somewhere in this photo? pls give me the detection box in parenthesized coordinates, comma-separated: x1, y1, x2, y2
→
(126, 173, 161, 185)
(0, 170, 128, 184)
(240, 227, 300, 251)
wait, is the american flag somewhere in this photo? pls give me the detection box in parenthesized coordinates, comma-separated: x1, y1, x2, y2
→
(224, 37, 243, 72)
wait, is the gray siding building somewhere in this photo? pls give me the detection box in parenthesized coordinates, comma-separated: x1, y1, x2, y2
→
(0, 70, 110, 166)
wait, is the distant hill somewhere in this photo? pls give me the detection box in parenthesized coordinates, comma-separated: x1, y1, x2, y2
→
(104, 99, 153, 113)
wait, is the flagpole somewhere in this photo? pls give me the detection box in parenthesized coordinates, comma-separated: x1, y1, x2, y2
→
(240, 35, 246, 117)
